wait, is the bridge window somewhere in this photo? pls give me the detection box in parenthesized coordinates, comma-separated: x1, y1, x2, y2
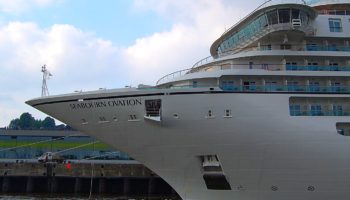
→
(329, 18, 342, 32)
(279, 8, 291, 23)
(292, 9, 300, 19)
(267, 9, 278, 25)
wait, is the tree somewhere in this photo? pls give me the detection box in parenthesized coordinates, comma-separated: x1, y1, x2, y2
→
(18, 113, 35, 130)
(8, 119, 20, 130)
(42, 117, 56, 130)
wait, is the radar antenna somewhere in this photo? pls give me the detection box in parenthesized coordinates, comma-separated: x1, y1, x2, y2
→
(41, 65, 52, 97)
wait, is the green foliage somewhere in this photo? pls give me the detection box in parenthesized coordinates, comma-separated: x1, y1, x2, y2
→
(18, 113, 35, 129)
(7, 112, 72, 131)
(42, 117, 56, 129)
(8, 119, 20, 130)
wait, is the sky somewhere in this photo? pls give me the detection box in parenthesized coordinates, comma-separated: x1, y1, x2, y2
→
(0, 0, 264, 127)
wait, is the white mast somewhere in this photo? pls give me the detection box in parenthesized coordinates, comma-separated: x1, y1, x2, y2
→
(41, 65, 52, 97)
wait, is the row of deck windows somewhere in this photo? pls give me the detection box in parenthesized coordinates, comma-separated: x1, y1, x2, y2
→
(221, 80, 349, 93)
(218, 8, 310, 54)
(258, 43, 350, 52)
(201, 62, 350, 72)
(289, 104, 350, 116)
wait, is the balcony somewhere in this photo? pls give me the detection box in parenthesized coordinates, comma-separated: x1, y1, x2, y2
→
(220, 84, 350, 93)
(286, 65, 350, 71)
(290, 110, 350, 116)
(305, 45, 350, 52)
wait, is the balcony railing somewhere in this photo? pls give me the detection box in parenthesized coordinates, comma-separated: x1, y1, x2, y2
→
(286, 65, 350, 71)
(305, 45, 350, 52)
(220, 84, 350, 93)
(290, 110, 350, 116)
(156, 63, 350, 85)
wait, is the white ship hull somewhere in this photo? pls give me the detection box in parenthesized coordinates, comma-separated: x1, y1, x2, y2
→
(27, 89, 350, 200)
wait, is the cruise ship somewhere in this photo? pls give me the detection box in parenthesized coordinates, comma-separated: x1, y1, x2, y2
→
(27, 0, 350, 199)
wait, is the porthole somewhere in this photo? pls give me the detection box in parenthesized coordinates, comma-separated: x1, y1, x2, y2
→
(173, 113, 179, 118)
(113, 116, 118, 121)
(81, 119, 88, 125)
(224, 109, 232, 118)
(307, 186, 315, 191)
(98, 117, 110, 124)
(206, 110, 215, 118)
(271, 185, 278, 191)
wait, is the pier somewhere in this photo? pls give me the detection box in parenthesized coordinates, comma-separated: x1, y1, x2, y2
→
(0, 160, 179, 199)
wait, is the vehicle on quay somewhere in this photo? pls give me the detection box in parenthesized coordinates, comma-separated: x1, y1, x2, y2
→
(38, 152, 64, 163)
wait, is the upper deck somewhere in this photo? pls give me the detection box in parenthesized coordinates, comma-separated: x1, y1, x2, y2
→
(210, 1, 317, 57)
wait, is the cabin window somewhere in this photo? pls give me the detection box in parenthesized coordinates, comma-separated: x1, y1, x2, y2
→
(329, 62, 339, 71)
(243, 81, 256, 91)
(331, 82, 341, 92)
(286, 62, 297, 70)
(306, 44, 318, 51)
(309, 82, 320, 92)
(287, 81, 300, 91)
(329, 18, 342, 32)
(289, 104, 301, 116)
(193, 81, 198, 88)
(222, 81, 234, 91)
(265, 81, 278, 91)
(333, 105, 343, 116)
(279, 8, 291, 23)
(310, 104, 322, 116)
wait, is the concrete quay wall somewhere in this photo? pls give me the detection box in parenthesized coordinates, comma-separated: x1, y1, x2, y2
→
(0, 161, 180, 199)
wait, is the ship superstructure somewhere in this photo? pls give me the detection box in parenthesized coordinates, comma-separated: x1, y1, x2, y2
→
(27, 0, 350, 199)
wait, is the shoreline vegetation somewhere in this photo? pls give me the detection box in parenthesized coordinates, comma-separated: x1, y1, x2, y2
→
(4, 112, 73, 131)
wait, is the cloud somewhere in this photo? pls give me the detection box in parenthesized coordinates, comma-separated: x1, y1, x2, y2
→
(0, 0, 59, 14)
(0, 21, 123, 127)
(124, 0, 260, 85)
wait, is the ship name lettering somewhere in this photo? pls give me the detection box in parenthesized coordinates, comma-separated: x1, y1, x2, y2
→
(69, 98, 142, 110)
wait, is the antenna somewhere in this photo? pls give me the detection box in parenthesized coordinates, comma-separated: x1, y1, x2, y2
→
(41, 65, 52, 97)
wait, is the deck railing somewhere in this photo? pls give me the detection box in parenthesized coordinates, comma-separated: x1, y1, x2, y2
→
(156, 63, 350, 85)
(156, 68, 193, 85)
(290, 110, 350, 116)
(286, 65, 350, 71)
(220, 85, 350, 93)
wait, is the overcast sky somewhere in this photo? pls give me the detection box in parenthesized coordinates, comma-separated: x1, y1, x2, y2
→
(0, 0, 272, 127)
